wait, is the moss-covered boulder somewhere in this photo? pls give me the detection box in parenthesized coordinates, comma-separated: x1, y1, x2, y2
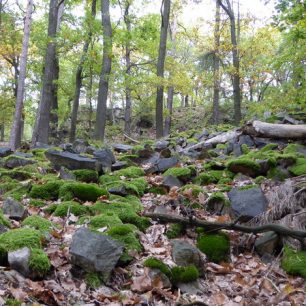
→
(281, 246, 306, 278)
(195, 170, 233, 185)
(113, 166, 145, 178)
(206, 192, 229, 214)
(29, 180, 62, 200)
(29, 248, 51, 278)
(288, 158, 306, 176)
(22, 215, 54, 233)
(143, 257, 172, 278)
(166, 223, 184, 239)
(52, 201, 89, 217)
(72, 169, 98, 183)
(227, 158, 261, 177)
(89, 213, 123, 230)
(163, 167, 192, 182)
(197, 233, 230, 263)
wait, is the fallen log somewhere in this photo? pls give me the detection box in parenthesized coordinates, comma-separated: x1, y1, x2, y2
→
(243, 120, 306, 139)
(144, 212, 306, 242)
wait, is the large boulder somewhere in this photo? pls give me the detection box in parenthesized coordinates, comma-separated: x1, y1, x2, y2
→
(113, 144, 133, 153)
(145, 157, 179, 174)
(0, 147, 12, 158)
(45, 150, 101, 172)
(3, 197, 28, 221)
(228, 187, 268, 221)
(4, 155, 36, 169)
(72, 139, 89, 154)
(70, 227, 124, 280)
(93, 148, 116, 168)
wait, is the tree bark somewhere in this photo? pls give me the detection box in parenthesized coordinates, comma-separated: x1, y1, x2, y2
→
(70, 0, 97, 142)
(9, 0, 33, 150)
(212, 0, 220, 124)
(32, 0, 59, 145)
(155, 0, 171, 139)
(94, 0, 112, 141)
(243, 120, 306, 139)
(217, 0, 241, 125)
(124, 2, 132, 136)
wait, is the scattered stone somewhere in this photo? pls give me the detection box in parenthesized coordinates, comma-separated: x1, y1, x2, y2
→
(238, 135, 255, 147)
(59, 167, 76, 181)
(228, 187, 268, 221)
(148, 268, 171, 288)
(4, 155, 36, 169)
(0, 147, 12, 158)
(8, 247, 30, 277)
(59, 143, 76, 153)
(72, 139, 89, 154)
(255, 231, 280, 256)
(111, 161, 128, 171)
(154, 140, 169, 152)
(108, 185, 129, 197)
(113, 144, 133, 153)
(93, 148, 116, 168)
(162, 175, 183, 190)
(176, 280, 204, 295)
(145, 157, 179, 174)
(3, 197, 28, 221)
(70, 228, 124, 280)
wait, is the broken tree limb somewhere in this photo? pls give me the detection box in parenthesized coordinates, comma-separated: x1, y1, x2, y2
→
(183, 130, 241, 152)
(143, 212, 306, 241)
(243, 120, 306, 139)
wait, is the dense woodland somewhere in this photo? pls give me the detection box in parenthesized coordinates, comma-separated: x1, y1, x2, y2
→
(0, 0, 306, 305)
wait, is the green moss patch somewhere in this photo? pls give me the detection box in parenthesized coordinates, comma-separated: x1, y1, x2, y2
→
(85, 272, 102, 288)
(166, 223, 184, 239)
(89, 213, 123, 230)
(22, 215, 54, 233)
(143, 257, 172, 277)
(227, 158, 261, 177)
(0, 211, 10, 227)
(0, 169, 32, 181)
(29, 248, 51, 278)
(180, 184, 204, 197)
(53, 201, 89, 217)
(113, 166, 145, 178)
(163, 167, 192, 181)
(288, 158, 306, 176)
(197, 233, 230, 263)
(195, 170, 232, 185)
(72, 169, 98, 183)
(171, 265, 199, 284)
(30, 180, 62, 200)
(3, 184, 31, 201)
(281, 246, 306, 278)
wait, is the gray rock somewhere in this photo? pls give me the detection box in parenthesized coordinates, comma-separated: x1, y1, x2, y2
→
(148, 268, 171, 288)
(160, 148, 172, 158)
(70, 227, 124, 280)
(228, 187, 268, 221)
(255, 231, 279, 256)
(162, 175, 183, 190)
(59, 143, 76, 153)
(258, 159, 271, 175)
(176, 280, 203, 294)
(238, 135, 255, 147)
(111, 161, 128, 171)
(154, 140, 169, 152)
(8, 247, 30, 277)
(0, 224, 9, 234)
(14, 152, 33, 158)
(93, 148, 116, 168)
(282, 115, 302, 125)
(59, 167, 76, 181)
(108, 185, 129, 197)
(0, 147, 12, 158)
(113, 144, 133, 153)
(145, 157, 179, 174)
(4, 155, 36, 169)
(171, 240, 203, 273)
(45, 150, 102, 172)
(232, 143, 242, 157)
(72, 139, 89, 154)
(3, 197, 28, 221)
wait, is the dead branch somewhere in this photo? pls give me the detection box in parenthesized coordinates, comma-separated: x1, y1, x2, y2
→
(123, 133, 140, 144)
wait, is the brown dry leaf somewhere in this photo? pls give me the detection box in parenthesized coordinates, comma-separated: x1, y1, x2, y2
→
(216, 215, 231, 222)
(207, 262, 232, 274)
(210, 292, 229, 305)
(169, 186, 179, 199)
(43, 280, 64, 293)
(50, 229, 62, 239)
(234, 274, 248, 286)
(131, 268, 152, 293)
(198, 192, 207, 204)
(9, 287, 28, 301)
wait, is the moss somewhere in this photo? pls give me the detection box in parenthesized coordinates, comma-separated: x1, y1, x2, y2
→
(207, 192, 228, 204)
(89, 213, 123, 230)
(208, 150, 218, 158)
(163, 167, 192, 181)
(59, 182, 108, 201)
(3, 184, 31, 201)
(241, 144, 250, 154)
(171, 265, 199, 284)
(131, 177, 148, 196)
(29, 248, 51, 278)
(72, 169, 98, 183)
(148, 186, 167, 195)
(254, 176, 266, 184)
(0, 181, 20, 195)
(227, 158, 261, 177)
(216, 143, 227, 150)
(197, 233, 230, 263)
(180, 184, 204, 197)
(0, 169, 31, 181)
(103, 178, 147, 196)
(99, 174, 120, 185)
(281, 246, 306, 278)
(53, 201, 89, 217)
(22, 215, 53, 233)
(117, 154, 138, 164)
(29, 180, 62, 200)
(85, 272, 102, 288)
(288, 158, 306, 176)
(283, 143, 303, 155)
(4, 299, 21, 306)
(143, 257, 172, 278)
(237, 184, 258, 190)
(166, 223, 184, 239)
(195, 170, 231, 185)
(113, 166, 145, 178)
(218, 177, 232, 184)
(43, 204, 58, 215)
(218, 184, 232, 192)
(31, 148, 48, 162)
(29, 199, 46, 207)
(260, 143, 278, 152)
(0, 211, 10, 227)
(267, 167, 288, 181)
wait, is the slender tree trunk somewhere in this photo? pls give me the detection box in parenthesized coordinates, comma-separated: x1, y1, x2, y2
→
(87, 65, 93, 132)
(32, 0, 59, 145)
(155, 0, 171, 139)
(184, 95, 189, 107)
(180, 94, 184, 108)
(70, 0, 97, 142)
(212, 0, 220, 124)
(0, 124, 4, 141)
(9, 0, 33, 150)
(164, 11, 177, 136)
(94, 0, 112, 141)
(124, 2, 132, 135)
(217, 0, 241, 125)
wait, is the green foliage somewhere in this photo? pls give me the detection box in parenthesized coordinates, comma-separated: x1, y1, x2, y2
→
(207, 192, 228, 205)
(171, 265, 199, 284)
(29, 180, 62, 200)
(113, 166, 145, 178)
(254, 176, 266, 184)
(29, 199, 46, 207)
(260, 143, 278, 152)
(166, 223, 184, 239)
(72, 169, 98, 183)
(281, 246, 306, 278)
(143, 257, 172, 277)
(22, 215, 53, 233)
(163, 167, 192, 180)
(85, 272, 102, 288)
(89, 213, 123, 230)
(288, 158, 306, 176)
(241, 144, 250, 154)
(227, 158, 261, 177)
(4, 299, 21, 306)
(59, 182, 108, 201)
(267, 167, 289, 181)
(29, 248, 51, 278)
(53, 201, 89, 217)
(148, 186, 167, 195)
(0, 210, 10, 227)
(197, 233, 230, 263)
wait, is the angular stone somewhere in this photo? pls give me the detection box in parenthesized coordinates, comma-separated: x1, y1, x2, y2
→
(0, 147, 12, 158)
(59, 143, 76, 153)
(4, 155, 36, 169)
(177, 281, 204, 294)
(70, 227, 124, 280)
(72, 139, 89, 154)
(108, 185, 129, 197)
(113, 144, 133, 153)
(59, 167, 76, 181)
(154, 140, 169, 152)
(93, 148, 116, 168)
(162, 175, 183, 190)
(145, 157, 179, 174)
(8, 247, 30, 277)
(111, 161, 127, 171)
(228, 187, 268, 221)
(3, 197, 28, 221)
(148, 268, 171, 288)
(255, 231, 279, 256)
(258, 159, 271, 175)
(238, 135, 255, 147)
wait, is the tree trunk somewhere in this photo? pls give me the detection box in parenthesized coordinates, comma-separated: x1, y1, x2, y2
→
(184, 94, 189, 107)
(31, 0, 59, 145)
(124, 2, 132, 136)
(212, 0, 220, 124)
(70, 0, 97, 142)
(164, 11, 177, 136)
(155, 0, 171, 139)
(94, 0, 112, 141)
(0, 124, 4, 141)
(217, 0, 241, 125)
(9, 0, 33, 150)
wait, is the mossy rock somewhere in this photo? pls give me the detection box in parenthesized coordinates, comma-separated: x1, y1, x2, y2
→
(31, 148, 48, 162)
(227, 158, 261, 177)
(85, 272, 102, 288)
(117, 154, 139, 164)
(241, 144, 250, 154)
(197, 233, 230, 263)
(180, 184, 204, 197)
(59, 182, 108, 202)
(4, 184, 32, 201)
(166, 223, 184, 239)
(254, 176, 266, 184)
(29, 199, 46, 207)
(195, 170, 232, 185)
(113, 166, 145, 178)
(171, 265, 199, 284)
(103, 178, 147, 197)
(99, 174, 120, 185)
(72, 169, 98, 183)
(0, 211, 10, 227)
(29, 180, 62, 200)
(29, 248, 51, 278)
(143, 257, 172, 277)
(283, 143, 304, 155)
(89, 213, 123, 230)
(260, 143, 278, 152)
(267, 167, 289, 181)
(53, 201, 89, 217)
(281, 246, 306, 278)
(148, 186, 167, 195)
(22, 215, 54, 233)
(163, 167, 192, 181)
(0, 169, 32, 181)
(0, 181, 21, 195)
(288, 158, 306, 176)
